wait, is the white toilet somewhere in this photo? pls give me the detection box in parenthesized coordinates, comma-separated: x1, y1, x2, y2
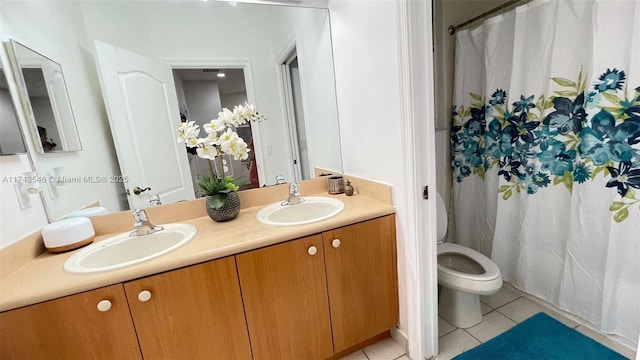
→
(436, 193, 502, 329)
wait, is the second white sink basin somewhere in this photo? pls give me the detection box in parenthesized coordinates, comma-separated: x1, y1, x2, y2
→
(257, 196, 344, 226)
(64, 223, 197, 274)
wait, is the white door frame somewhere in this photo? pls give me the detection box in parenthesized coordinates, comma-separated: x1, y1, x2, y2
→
(278, 45, 303, 181)
(276, 40, 301, 181)
(274, 37, 314, 182)
(162, 58, 265, 186)
(395, 0, 438, 359)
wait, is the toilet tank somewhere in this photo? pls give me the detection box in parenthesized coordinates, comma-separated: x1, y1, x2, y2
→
(436, 192, 448, 242)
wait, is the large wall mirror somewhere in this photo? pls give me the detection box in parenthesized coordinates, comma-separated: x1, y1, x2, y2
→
(0, 63, 27, 155)
(1, 0, 342, 220)
(6, 40, 82, 153)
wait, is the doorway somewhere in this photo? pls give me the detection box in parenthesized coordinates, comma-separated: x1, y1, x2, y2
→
(280, 48, 311, 182)
(172, 68, 259, 195)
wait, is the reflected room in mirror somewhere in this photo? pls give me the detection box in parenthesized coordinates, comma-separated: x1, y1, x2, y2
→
(6, 40, 82, 154)
(173, 68, 259, 194)
(0, 0, 342, 221)
(0, 64, 27, 155)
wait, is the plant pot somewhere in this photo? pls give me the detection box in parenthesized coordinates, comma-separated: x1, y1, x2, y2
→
(206, 192, 241, 222)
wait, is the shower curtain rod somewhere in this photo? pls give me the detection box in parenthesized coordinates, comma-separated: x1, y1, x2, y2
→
(448, 0, 525, 35)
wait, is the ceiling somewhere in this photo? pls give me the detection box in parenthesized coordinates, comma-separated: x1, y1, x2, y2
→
(173, 68, 246, 95)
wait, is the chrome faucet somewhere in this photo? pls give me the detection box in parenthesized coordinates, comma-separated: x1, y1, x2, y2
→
(282, 182, 304, 206)
(148, 194, 162, 206)
(275, 175, 286, 185)
(130, 209, 163, 236)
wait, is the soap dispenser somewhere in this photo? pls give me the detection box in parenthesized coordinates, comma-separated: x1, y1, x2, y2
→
(345, 180, 354, 196)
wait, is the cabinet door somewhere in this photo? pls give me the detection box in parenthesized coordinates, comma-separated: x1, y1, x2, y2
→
(0, 284, 141, 360)
(123, 257, 252, 360)
(323, 215, 399, 352)
(237, 234, 334, 360)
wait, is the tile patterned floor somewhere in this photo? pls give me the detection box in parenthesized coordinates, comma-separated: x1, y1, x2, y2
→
(437, 283, 636, 360)
(340, 337, 407, 360)
(341, 283, 637, 360)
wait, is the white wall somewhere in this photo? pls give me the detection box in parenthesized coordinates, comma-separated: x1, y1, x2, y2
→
(182, 80, 222, 128)
(0, 156, 48, 248)
(1, 1, 125, 230)
(329, 0, 411, 348)
(220, 92, 248, 110)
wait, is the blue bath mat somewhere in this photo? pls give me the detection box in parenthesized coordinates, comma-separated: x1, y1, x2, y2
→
(453, 312, 627, 360)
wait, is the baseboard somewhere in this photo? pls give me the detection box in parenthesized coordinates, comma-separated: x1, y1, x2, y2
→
(391, 326, 409, 354)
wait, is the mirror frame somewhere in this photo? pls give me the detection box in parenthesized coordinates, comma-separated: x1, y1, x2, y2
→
(5, 39, 83, 154)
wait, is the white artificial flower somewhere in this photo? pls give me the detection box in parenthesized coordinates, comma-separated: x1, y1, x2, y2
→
(185, 135, 199, 148)
(177, 121, 200, 145)
(237, 102, 265, 123)
(243, 102, 255, 114)
(233, 104, 248, 125)
(217, 128, 240, 153)
(203, 118, 226, 134)
(218, 108, 238, 127)
(176, 103, 264, 167)
(195, 142, 218, 160)
(203, 131, 219, 144)
(231, 139, 249, 160)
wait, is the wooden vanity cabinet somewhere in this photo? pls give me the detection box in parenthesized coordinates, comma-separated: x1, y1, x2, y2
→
(0, 214, 397, 360)
(123, 256, 252, 360)
(0, 257, 251, 360)
(323, 215, 399, 352)
(0, 284, 141, 360)
(237, 215, 398, 358)
(237, 234, 334, 360)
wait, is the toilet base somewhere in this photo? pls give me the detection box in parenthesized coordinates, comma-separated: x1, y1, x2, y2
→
(439, 286, 483, 329)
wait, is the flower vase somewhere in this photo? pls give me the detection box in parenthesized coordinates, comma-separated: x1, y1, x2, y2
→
(206, 191, 241, 222)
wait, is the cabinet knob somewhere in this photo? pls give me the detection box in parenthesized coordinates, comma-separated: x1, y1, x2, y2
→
(97, 299, 112, 312)
(308, 246, 317, 256)
(332, 239, 341, 248)
(138, 290, 152, 302)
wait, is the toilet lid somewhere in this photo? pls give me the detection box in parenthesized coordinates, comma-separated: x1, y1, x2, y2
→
(437, 243, 501, 281)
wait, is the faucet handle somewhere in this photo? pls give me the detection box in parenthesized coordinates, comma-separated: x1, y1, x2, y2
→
(275, 175, 285, 185)
(289, 182, 299, 193)
(148, 194, 162, 206)
(132, 209, 147, 223)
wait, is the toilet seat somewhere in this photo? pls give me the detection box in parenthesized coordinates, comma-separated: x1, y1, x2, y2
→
(437, 243, 500, 281)
(435, 192, 503, 327)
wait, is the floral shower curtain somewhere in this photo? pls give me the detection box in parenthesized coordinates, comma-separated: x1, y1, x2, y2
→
(451, 0, 639, 342)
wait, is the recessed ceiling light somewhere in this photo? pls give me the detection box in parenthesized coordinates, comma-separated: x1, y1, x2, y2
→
(217, 73, 226, 78)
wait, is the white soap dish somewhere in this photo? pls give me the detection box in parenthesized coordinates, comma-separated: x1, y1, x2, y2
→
(42, 217, 95, 253)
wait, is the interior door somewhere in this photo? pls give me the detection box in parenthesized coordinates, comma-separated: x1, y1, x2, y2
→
(93, 40, 194, 209)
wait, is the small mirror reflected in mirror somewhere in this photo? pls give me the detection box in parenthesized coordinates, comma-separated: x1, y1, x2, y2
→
(6, 40, 82, 153)
(0, 65, 27, 155)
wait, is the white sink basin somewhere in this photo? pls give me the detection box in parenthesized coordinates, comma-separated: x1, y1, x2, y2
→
(257, 196, 344, 226)
(64, 223, 197, 274)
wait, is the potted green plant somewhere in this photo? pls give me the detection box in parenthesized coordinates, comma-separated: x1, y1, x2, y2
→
(177, 103, 265, 222)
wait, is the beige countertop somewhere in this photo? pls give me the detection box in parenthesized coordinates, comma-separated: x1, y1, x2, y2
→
(0, 192, 394, 312)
